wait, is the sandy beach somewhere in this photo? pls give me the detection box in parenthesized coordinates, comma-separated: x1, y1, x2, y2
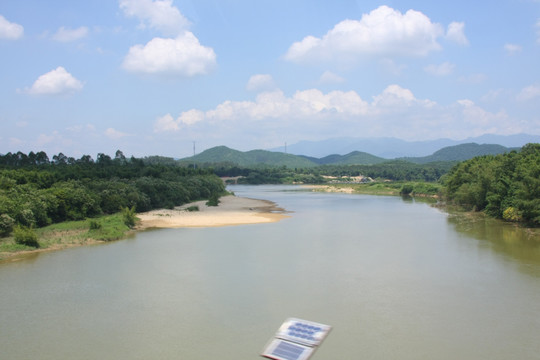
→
(135, 195, 289, 230)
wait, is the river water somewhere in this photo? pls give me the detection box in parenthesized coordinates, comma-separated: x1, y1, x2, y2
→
(1, 185, 539, 359)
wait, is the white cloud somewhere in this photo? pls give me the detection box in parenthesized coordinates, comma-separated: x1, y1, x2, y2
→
(119, 0, 190, 36)
(446, 22, 469, 46)
(284, 5, 445, 63)
(246, 74, 276, 92)
(456, 99, 509, 133)
(517, 85, 540, 101)
(372, 84, 436, 108)
(504, 43, 522, 55)
(52, 26, 89, 42)
(24, 67, 84, 95)
(154, 114, 179, 132)
(319, 71, 345, 84)
(105, 128, 131, 139)
(424, 62, 455, 76)
(122, 32, 216, 76)
(0, 14, 24, 40)
(152, 85, 521, 145)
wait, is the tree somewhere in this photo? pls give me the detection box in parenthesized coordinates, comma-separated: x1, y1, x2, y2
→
(0, 214, 15, 237)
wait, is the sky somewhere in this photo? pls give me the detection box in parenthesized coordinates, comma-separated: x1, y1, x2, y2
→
(1, 0, 540, 159)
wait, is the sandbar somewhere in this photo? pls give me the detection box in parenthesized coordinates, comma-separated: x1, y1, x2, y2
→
(135, 195, 289, 230)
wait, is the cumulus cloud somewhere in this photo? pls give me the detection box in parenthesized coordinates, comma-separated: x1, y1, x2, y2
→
(517, 85, 540, 101)
(119, 0, 190, 36)
(24, 67, 84, 95)
(246, 74, 276, 92)
(152, 85, 520, 145)
(0, 14, 24, 40)
(284, 5, 445, 63)
(446, 22, 469, 45)
(424, 62, 455, 76)
(372, 84, 436, 108)
(52, 26, 89, 42)
(122, 32, 216, 76)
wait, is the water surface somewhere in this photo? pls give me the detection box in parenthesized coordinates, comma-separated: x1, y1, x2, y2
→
(1, 185, 539, 359)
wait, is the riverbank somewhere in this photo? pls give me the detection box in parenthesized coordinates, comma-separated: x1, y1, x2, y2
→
(136, 195, 289, 229)
(0, 195, 289, 262)
(307, 182, 442, 198)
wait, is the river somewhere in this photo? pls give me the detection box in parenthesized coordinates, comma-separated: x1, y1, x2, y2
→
(1, 185, 539, 359)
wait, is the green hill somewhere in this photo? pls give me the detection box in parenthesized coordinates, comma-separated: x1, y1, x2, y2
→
(308, 151, 386, 165)
(181, 146, 318, 167)
(178, 143, 517, 168)
(401, 143, 515, 164)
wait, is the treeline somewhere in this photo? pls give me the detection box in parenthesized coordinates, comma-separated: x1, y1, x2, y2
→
(443, 143, 540, 225)
(0, 150, 225, 236)
(210, 160, 453, 184)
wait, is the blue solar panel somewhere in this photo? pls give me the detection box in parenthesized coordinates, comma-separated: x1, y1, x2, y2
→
(261, 339, 313, 360)
(261, 318, 331, 360)
(276, 318, 331, 347)
(272, 341, 306, 360)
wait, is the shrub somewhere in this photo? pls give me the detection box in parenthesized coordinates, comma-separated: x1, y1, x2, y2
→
(13, 226, 40, 248)
(121, 206, 137, 228)
(186, 205, 199, 212)
(400, 184, 414, 195)
(89, 219, 102, 230)
(206, 193, 220, 207)
(0, 214, 15, 237)
(503, 206, 521, 222)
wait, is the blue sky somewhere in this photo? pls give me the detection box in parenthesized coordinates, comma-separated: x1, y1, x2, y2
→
(1, 0, 540, 158)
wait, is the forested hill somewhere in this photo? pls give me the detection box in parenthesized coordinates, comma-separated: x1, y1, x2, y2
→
(301, 151, 386, 165)
(444, 143, 540, 225)
(179, 146, 318, 168)
(401, 143, 516, 164)
(0, 151, 225, 236)
(180, 143, 515, 167)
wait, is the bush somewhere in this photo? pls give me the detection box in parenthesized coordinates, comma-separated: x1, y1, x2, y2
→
(14, 226, 40, 248)
(206, 193, 220, 207)
(400, 184, 414, 195)
(89, 219, 102, 230)
(186, 205, 199, 212)
(0, 214, 15, 237)
(121, 206, 137, 228)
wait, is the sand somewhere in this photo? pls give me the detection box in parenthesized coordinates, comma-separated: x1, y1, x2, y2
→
(135, 195, 289, 230)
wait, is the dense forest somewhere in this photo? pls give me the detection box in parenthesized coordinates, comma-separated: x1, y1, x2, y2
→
(211, 160, 454, 184)
(443, 143, 540, 225)
(0, 150, 225, 238)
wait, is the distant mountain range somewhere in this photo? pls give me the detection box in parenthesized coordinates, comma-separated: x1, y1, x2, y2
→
(180, 142, 523, 168)
(271, 134, 540, 158)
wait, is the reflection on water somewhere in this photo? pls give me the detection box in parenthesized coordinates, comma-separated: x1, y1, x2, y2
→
(447, 211, 540, 277)
(1, 185, 540, 360)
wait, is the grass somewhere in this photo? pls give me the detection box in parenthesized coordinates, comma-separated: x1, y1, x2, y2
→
(0, 213, 134, 261)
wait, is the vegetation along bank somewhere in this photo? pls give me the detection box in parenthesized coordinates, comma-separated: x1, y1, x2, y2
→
(0, 150, 225, 260)
(2, 143, 539, 259)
